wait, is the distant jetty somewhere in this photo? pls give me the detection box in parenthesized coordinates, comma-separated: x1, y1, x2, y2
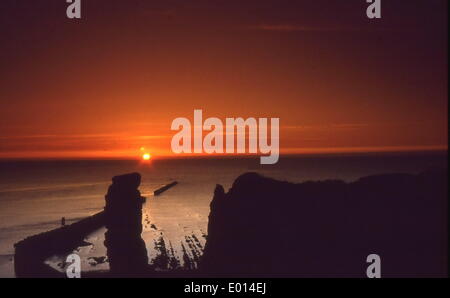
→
(14, 211, 105, 277)
(13, 175, 178, 277)
(153, 181, 178, 196)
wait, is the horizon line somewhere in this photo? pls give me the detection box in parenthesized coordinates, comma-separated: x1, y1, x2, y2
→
(0, 147, 447, 162)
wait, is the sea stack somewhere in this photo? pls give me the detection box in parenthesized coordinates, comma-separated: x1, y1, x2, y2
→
(104, 172, 148, 276)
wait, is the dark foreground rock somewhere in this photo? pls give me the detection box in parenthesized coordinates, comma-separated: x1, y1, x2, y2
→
(104, 173, 149, 276)
(14, 212, 105, 278)
(200, 170, 448, 277)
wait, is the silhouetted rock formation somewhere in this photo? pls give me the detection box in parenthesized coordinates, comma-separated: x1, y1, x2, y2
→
(104, 173, 149, 276)
(14, 212, 105, 278)
(201, 170, 448, 277)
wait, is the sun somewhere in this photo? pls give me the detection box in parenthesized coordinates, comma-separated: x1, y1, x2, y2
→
(142, 153, 151, 160)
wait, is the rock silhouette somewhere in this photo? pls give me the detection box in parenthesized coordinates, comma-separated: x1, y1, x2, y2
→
(201, 169, 447, 277)
(14, 212, 105, 278)
(13, 169, 447, 278)
(103, 172, 149, 276)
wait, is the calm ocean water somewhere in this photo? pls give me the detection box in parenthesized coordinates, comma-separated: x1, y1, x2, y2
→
(0, 152, 447, 276)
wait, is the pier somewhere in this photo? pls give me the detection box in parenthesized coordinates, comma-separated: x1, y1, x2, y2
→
(153, 181, 178, 196)
(13, 176, 179, 277)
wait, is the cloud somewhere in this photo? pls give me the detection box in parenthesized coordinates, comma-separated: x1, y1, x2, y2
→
(283, 123, 370, 131)
(246, 24, 357, 32)
(282, 145, 448, 155)
(0, 133, 171, 154)
(245, 23, 392, 33)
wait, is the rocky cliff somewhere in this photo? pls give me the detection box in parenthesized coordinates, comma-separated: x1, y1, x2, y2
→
(201, 170, 447, 277)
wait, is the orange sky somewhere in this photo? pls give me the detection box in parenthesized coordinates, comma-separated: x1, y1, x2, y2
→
(0, 0, 447, 159)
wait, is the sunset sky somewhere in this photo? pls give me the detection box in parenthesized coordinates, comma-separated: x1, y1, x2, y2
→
(0, 0, 447, 159)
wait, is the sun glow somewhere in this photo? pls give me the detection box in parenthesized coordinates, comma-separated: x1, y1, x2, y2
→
(142, 153, 151, 160)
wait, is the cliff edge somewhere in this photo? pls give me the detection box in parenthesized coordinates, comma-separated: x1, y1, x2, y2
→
(201, 170, 447, 277)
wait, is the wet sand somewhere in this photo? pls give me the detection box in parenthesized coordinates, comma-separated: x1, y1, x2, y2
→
(45, 192, 207, 275)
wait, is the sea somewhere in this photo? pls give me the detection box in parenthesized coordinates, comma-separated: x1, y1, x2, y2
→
(0, 152, 447, 277)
